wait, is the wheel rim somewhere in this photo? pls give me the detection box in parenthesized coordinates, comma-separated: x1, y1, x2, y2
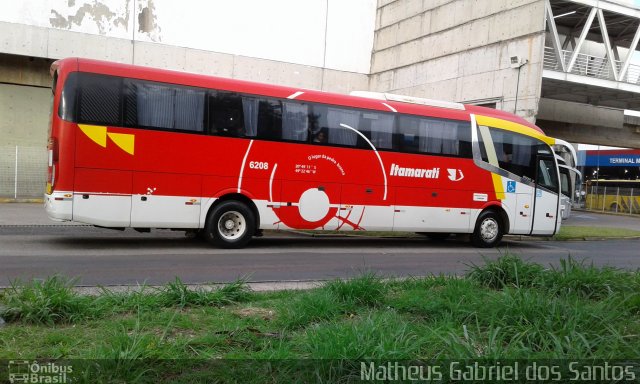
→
(217, 210, 246, 240)
(479, 217, 499, 242)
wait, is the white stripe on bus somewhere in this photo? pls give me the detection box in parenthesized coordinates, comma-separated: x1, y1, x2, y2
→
(237, 139, 254, 193)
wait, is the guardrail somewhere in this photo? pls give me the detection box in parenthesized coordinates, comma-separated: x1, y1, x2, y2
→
(543, 46, 640, 84)
(584, 185, 640, 215)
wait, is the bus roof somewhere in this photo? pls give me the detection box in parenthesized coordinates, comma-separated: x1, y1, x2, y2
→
(54, 57, 546, 137)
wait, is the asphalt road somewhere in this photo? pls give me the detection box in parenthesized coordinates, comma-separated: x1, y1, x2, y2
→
(0, 204, 639, 286)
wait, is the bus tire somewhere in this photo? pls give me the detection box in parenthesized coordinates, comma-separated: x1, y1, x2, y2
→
(471, 210, 503, 248)
(417, 232, 450, 241)
(205, 201, 255, 249)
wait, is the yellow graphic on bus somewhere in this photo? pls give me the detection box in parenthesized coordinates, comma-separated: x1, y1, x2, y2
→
(106, 132, 135, 155)
(78, 124, 107, 147)
(78, 124, 135, 155)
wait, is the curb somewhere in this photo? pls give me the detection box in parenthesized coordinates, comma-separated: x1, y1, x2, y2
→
(506, 234, 640, 242)
(0, 198, 43, 203)
(0, 280, 326, 294)
(572, 208, 639, 218)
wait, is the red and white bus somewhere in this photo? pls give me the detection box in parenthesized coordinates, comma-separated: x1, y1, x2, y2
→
(45, 58, 577, 248)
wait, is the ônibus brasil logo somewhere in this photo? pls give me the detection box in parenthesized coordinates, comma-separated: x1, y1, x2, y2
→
(389, 164, 464, 182)
(8, 360, 72, 384)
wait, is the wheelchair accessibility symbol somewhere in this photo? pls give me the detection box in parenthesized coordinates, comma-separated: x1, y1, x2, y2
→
(506, 181, 516, 193)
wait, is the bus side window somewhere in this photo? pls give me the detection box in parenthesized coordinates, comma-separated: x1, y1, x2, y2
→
(560, 169, 571, 196)
(58, 72, 78, 122)
(208, 91, 246, 137)
(309, 105, 360, 147)
(361, 112, 394, 150)
(483, 127, 549, 182)
(282, 101, 308, 142)
(124, 80, 206, 132)
(396, 116, 471, 157)
(326, 107, 360, 147)
(257, 98, 283, 141)
(173, 86, 206, 132)
(77, 73, 122, 126)
(456, 122, 473, 158)
(478, 133, 489, 162)
(537, 157, 559, 192)
(395, 116, 420, 153)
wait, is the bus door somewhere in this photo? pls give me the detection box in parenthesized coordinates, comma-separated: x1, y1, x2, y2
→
(531, 155, 560, 235)
(512, 182, 534, 234)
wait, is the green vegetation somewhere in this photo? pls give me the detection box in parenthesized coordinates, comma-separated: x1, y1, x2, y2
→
(554, 225, 640, 240)
(1, 255, 639, 382)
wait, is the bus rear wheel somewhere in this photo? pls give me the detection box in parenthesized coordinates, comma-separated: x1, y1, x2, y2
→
(205, 201, 255, 248)
(471, 211, 503, 248)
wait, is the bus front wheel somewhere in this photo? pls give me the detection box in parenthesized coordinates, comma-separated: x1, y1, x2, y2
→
(471, 211, 503, 248)
(205, 201, 255, 248)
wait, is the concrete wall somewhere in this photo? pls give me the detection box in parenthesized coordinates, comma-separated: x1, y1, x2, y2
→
(537, 98, 640, 148)
(370, 0, 547, 121)
(0, 69, 50, 198)
(0, 0, 376, 74)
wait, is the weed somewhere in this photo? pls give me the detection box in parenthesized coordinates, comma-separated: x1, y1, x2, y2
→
(303, 311, 421, 359)
(466, 254, 545, 289)
(325, 272, 387, 308)
(277, 289, 344, 329)
(0, 276, 93, 324)
(544, 257, 639, 300)
(158, 277, 252, 307)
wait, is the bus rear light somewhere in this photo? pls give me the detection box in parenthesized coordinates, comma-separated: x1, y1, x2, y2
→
(46, 138, 58, 193)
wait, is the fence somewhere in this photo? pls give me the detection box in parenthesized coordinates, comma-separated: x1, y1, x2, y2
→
(584, 185, 640, 215)
(0, 146, 47, 199)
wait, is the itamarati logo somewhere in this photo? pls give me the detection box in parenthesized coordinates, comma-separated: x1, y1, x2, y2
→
(389, 164, 440, 179)
(8, 360, 72, 384)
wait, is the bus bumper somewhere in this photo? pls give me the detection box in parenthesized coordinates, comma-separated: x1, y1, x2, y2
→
(44, 192, 73, 221)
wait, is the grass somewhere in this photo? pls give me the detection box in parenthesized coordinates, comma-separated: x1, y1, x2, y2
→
(1, 255, 639, 382)
(0, 276, 253, 325)
(554, 225, 640, 240)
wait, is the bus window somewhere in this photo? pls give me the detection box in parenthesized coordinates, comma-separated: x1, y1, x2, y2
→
(327, 107, 360, 146)
(396, 115, 421, 153)
(257, 98, 283, 141)
(208, 91, 245, 137)
(282, 101, 309, 142)
(560, 169, 571, 197)
(537, 157, 559, 192)
(77, 73, 122, 126)
(58, 72, 78, 122)
(311, 105, 360, 147)
(360, 112, 394, 149)
(241, 97, 258, 137)
(124, 80, 206, 132)
(397, 115, 471, 157)
(479, 127, 550, 181)
(174, 87, 206, 132)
